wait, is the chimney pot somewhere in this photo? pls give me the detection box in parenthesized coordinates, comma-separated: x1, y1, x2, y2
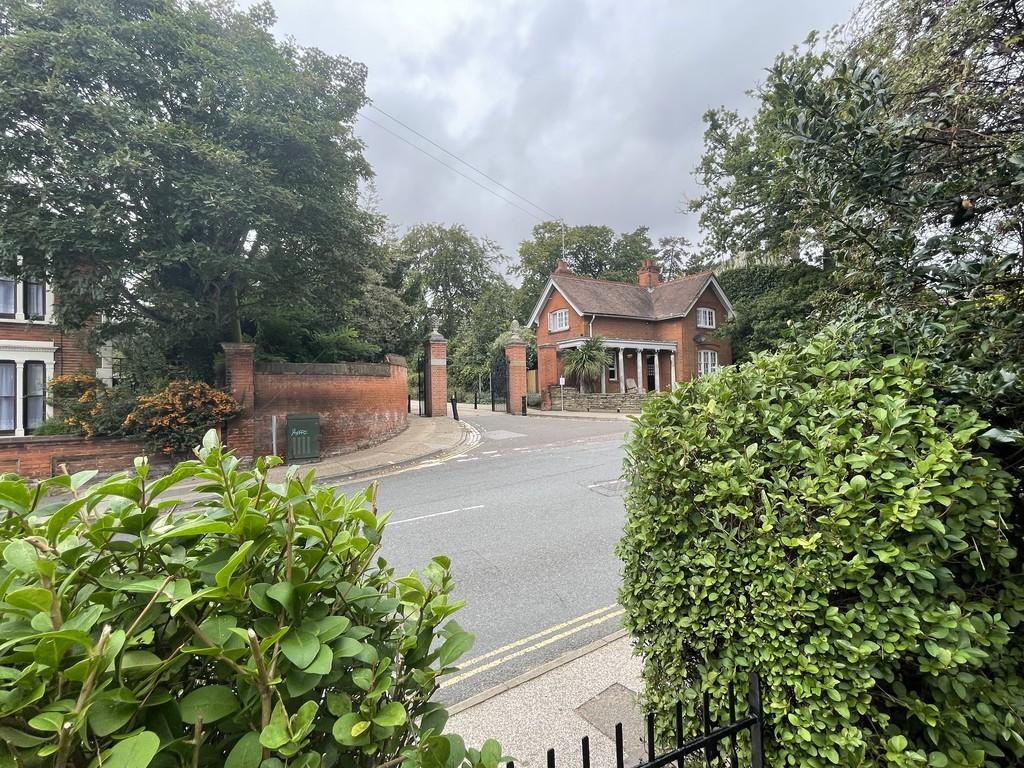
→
(638, 259, 661, 288)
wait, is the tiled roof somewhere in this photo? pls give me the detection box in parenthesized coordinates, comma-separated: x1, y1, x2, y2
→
(551, 272, 713, 320)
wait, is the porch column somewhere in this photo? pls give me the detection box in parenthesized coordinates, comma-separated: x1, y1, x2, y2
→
(601, 346, 607, 395)
(618, 348, 625, 393)
(670, 352, 676, 387)
(636, 348, 644, 394)
(653, 350, 661, 392)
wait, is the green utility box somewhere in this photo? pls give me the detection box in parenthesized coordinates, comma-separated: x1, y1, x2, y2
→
(286, 414, 320, 461)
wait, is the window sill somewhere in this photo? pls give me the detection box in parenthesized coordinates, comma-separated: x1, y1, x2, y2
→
(0, 316, 54, 325)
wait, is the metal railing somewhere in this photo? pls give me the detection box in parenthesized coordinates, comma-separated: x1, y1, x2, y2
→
(512, 673, 764, 768)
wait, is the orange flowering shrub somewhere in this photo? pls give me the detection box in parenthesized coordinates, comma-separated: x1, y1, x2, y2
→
(47, 372, 134, 437)
(123, 380, 242, 454)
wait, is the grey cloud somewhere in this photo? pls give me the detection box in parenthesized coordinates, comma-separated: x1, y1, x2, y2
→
(254, 0, 857, 257)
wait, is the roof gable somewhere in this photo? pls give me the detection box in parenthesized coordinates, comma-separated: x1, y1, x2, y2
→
(527, 271, 735, 326)
(526, 278, 585, 328)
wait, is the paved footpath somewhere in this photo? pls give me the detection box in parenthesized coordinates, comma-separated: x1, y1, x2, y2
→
(269, 405, 477, 484)
(449, 632, 648, 768)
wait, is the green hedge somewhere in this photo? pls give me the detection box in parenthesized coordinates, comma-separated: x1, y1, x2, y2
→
(0, 432, 503, 768)
(618, 325, 1023, 767)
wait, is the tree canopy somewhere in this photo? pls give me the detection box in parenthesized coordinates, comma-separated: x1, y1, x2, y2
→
(0, 0, 380, 378)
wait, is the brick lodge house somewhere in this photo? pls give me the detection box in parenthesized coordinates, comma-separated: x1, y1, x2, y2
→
(528, 259, 734, 409)
(0, 274, 104, 436)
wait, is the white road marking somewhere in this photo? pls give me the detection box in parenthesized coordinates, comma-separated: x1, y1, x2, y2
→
(389, 504, 485, 526)
(587, 479, 620, 489)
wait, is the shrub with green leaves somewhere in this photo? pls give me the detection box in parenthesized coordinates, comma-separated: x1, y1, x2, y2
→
(618, 324, 1023, 767)
(0, 432, 503, 768)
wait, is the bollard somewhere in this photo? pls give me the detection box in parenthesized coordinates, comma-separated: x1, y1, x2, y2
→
(407, 394, 411, 414)
(521, 395, 527, 416)
(474, 390, 478, 409)
(451, 397, 459, 421)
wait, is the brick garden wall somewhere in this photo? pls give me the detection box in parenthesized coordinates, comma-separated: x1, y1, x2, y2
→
(250, 355, 409, 459)
(0, 434, 169, 479)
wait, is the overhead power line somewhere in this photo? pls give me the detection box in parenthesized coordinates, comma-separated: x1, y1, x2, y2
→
(360, 112, 546, 222)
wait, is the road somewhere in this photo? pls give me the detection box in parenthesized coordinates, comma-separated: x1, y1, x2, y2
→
(335, 409, 631, 704)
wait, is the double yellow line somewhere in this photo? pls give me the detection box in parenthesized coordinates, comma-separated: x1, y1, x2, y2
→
(441, 603, 624, 689)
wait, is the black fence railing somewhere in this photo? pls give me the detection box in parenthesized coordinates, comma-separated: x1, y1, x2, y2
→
(512, 673, 764, 768)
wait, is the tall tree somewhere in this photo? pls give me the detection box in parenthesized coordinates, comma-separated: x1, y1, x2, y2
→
(398, 223, 503, 341)
(513, 222, 664, 322)
(606, 226, 656, 282)
(0, 0, 376, 378)
(655, 235, 721, 279)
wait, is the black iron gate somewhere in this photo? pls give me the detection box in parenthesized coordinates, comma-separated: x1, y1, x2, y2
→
(489, 354, 509, 412)
(417, 356, 427, 416)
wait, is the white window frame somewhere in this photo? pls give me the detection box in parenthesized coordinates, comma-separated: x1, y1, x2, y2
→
(698, 349, 719, 376)
(548, 308, 569, 332)
(0, 271, 54, 325)
(0, 341, 55, 435)
(697, 307, 716, 329)
(608, 354, 617, 382)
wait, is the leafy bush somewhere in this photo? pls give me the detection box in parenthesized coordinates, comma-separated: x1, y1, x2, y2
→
(29, 417, 81, 436)
(618, 323, 1023, 767)
(48, 373, 136, 438)
(124, 381, 242, 455)
(0, 432, 502, 768)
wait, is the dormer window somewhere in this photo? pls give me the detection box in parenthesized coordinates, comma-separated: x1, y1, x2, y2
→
(697, 307, 716, 329)
(548, 308, 569, 332)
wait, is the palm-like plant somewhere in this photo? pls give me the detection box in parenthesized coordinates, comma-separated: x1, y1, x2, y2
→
(562, 336, 612, 393)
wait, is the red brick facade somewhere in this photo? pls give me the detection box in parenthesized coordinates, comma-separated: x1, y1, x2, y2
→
(423, 333, 448, 417)
(506, 332, 528, 416)
(222, 343, 257, 458)
(0, 434, 167, 479)
(0, 281, 100, 437)
(531, 262, 733, 408)
(223, 343, 409, 460)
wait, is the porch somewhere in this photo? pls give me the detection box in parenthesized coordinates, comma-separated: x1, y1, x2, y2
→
(556, 338, 678, 395)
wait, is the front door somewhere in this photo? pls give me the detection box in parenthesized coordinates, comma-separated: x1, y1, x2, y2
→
(646, 353, 657, 392)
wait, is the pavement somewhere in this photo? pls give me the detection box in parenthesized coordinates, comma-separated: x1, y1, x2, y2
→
(271, 404, 477, 484)
(449, 631, 648, 768)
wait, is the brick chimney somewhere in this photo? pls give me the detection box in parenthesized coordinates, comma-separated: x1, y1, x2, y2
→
(638, 259, 661, 288)
(553, 259, 573, 275)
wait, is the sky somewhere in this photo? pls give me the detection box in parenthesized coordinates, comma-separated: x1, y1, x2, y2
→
(255, 0, 858, 261)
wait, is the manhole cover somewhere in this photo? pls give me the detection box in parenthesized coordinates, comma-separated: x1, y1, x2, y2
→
(484, 430, 526, 441)
(576, 683, 646, 765)
(588, 479, 626, 496)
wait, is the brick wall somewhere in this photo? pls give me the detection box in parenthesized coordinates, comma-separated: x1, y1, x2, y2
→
(249, 355, 408, 460)
(535, 289, 587, 403)
(505, 337, 528, 416)
(0, 434, 169, 479)
(423, 334, 448, 417)
(677, 286, 732, 381)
